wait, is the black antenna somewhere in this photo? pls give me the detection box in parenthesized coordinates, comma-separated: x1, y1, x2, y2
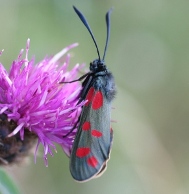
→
(73, 6, 101, 60)
(102, 9, 112, 61)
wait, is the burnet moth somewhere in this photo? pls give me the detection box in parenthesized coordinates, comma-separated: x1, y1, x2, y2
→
(63, 6, 116, 182)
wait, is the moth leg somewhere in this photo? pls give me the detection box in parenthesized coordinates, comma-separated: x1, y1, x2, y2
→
(77, 75, 93, 104)
(59, 72, 91, 84)
(63, 115, 80, 138)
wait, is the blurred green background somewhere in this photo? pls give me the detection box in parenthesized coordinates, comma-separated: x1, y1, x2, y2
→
(1, 0, 189, 193)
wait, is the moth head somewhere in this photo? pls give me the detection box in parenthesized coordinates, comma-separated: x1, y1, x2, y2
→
(90, 59, 106, 72)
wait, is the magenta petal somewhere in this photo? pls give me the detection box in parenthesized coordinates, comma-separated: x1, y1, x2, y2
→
(0, 40, 83, 165)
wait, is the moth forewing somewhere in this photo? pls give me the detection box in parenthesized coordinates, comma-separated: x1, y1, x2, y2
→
(69, 77, 114, 182)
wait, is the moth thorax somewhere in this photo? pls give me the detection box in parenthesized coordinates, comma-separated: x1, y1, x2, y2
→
(90, 59, 107, 73)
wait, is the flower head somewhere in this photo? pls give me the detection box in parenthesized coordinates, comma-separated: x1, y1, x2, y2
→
(0, 39, 83, 166)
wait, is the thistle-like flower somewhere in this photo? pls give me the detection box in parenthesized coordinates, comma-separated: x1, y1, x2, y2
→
(0, 39, 83, 166)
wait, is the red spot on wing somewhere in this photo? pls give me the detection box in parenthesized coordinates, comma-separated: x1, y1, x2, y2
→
(85, 87, 95, 106)
(91, 129, 102, 137)
(92, 91, 103, 110)
(76, 147, 90, 158)
(82, 121, 91, 131)
(87, 156, 98, 168)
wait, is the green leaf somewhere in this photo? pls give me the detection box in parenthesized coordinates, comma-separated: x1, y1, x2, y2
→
(0, 168, 20, 194)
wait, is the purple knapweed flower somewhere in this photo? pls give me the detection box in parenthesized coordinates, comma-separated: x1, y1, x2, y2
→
(0, 39, 84, 166)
